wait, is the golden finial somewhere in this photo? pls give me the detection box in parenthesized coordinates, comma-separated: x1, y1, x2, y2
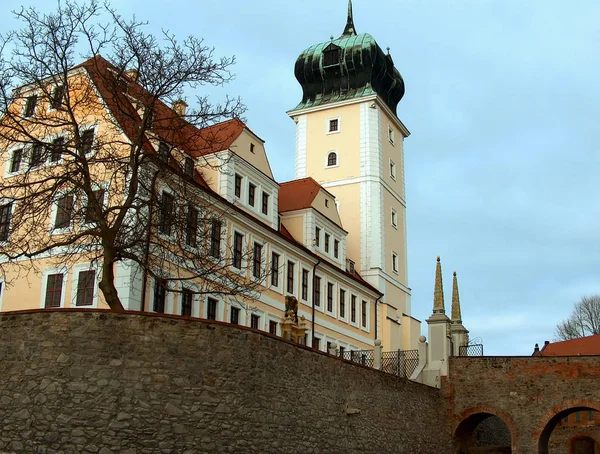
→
(451, 270, 462, 322)
(433, 256, 445, 314)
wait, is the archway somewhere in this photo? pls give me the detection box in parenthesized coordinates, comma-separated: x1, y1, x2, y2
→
(537, 401, 600, 454)
(455, 411, 513, 453)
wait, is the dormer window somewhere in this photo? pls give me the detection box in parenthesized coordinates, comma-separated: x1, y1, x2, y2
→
(24, 95, 38, 118)
(323, 43, 341, 67)
(184, 157, 194, 178)
(158, 141, 170, 163)
(326, 151, 337, 167)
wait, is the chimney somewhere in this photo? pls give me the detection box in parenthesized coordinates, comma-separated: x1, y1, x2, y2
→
(124, 69, 139, 83)
(172, 100, 188, 117)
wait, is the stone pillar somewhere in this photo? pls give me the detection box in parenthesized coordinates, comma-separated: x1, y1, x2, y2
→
(374, 339, 382, 370)
(328, 342, 338, 356)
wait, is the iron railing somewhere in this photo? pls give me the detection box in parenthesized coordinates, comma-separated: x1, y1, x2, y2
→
(380, 349, 419, 378)
(458, 344, 484, 357)
(341, 349, 374, 367)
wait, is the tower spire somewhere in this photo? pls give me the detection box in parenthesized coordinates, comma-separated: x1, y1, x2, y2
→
(433, 256, 445, 314)
(341, 0, 357, 37)
(451, 271, 462, 323)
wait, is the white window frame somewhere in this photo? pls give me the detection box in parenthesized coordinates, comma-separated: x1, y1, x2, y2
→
(361, 299, 371, 332)
(44, 131, 69, 167)
(49, 190, 77, 235)
(325, 280, 336, 317)
(325, 150, 339, 168)
(313, 272, 324, 313)
(156, 184, 177, 241)
(248, 308, 264, 330)
(392, 252, 399, 274)
(285, 257, 298, 296)
(78, 123, 99, 157)
(338, 285, 349, 322)
(150, 275, 175, 315)
(80, 182, 109, 229)
(267, 314, 280, 336)
(391, 208, 398, 229)
(231, 227, 248, 274)
(326, 116, 341, 134)
(251, 238, 266, 283)
(312, 331, 325, 351)
(349, 293, 360, 328)
(268, 247, 283, 294)
(4, 144, 27, 177)
(300, 267, 312, 303)
(22, 91, 40, 118)
(0, 276, 5, 312)
(228, 300, 246, 326)
(208, 217, 227, 263)
(388, 125, 395, 145)
(70, 263, 101, 309)
(40, 267, 69, 309)
(233, 172, 244, 201)
(0, 198, 16, 244)
(390, 159, 397, 181)
(182, 202, 201, 253)
(47, 84, 66, 113)
(180, 283, 201, 318)
(205, 295, 223, 322)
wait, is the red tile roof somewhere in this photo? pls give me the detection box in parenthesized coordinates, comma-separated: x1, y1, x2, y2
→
(539, 334, 600, 356)
(278, 177, 324, 213)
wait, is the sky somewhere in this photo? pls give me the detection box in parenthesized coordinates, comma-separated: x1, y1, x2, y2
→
(2, 0, 600, 355)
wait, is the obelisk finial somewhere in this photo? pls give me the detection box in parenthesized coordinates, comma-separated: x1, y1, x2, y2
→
(433, 256, 445, 314)
(341, 0, 357, 37)
(451, 271, 462, 323)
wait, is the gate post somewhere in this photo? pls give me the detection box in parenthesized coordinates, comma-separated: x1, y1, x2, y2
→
(374, 339, 382, 370)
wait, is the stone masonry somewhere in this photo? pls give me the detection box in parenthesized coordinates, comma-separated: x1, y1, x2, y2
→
(0, 310, 452, 454)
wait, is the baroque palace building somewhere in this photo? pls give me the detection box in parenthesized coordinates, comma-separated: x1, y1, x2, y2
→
(0, 2, 427, 353)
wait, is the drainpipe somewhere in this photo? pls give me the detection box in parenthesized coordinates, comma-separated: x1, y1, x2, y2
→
(311, 258, 321, 348)
(375, 295, 382, 341)
(140, 170, 160, 312)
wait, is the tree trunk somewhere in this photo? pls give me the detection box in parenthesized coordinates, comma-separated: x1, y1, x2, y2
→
(99, 247, 125, 311)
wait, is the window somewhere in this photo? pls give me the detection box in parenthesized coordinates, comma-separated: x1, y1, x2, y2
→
(153, 279, 166, 313)
(84, 189, 105, 224)
(328, 118, 339, 133)
(55, 194, 74, 229)
(334, 240, 339, 259)
(327, 283, 334, 312)
(50, 137, 65, 163)
(0, 202, 12, 241)
(181, 288, 193, 316)
(44, 273, 64, 308)
(250, 143, 255, 153)
(210, 219, 222, 258)
(351, 295, 357, 323)
(313, 276, 321, 307)
(30, 143, 44, 168)
(268, 320, 278, 335)
(158, 141, 170, 163)
(301, 269, 309, 300)
(324, 233, 330, 253)
(76, 270, 96, 306)
(325, 199, 329, 207)
(79, 129, 94, 155)
(10, 148, 23, 172)
(252, 242, 262, 278)
(390, 160, 397, 180)
(392, 252, 399, 273)
(230, 307, 240, 325)
(206, 297, 217, 320)
(362, 300, 368, 328)
(327, 152, 337, 167)
(339, 289, 346, 318)
(323, 45, 341, 67)
(233, 232, 244, 269)
(158, 192, 174, 236)
(24, 94, 38, 117)
(348, 260, 355, 274)
(563, 415, 569, 423)
(315, 227, 320, 247)
(234, 174, 242, 198)
(391, 209, 398, 228)
(270, 252, 280, 287)
(250, 314, 260, 330)
(286, 261, 295, 294)
(388, 126, 395, 145)
(50, 85, 65, 110)
(312, 337, 321, 350)
(261, 192, 269, 215)
(339, 346, 345, 355)
(185, 204, 199, 247)
(248, 183, 256, 207)
(184, 157, 194, 178)
(576, 411, 581, 422)
(589, 411, 595, 421)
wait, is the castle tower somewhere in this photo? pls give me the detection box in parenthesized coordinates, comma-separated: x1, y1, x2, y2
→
(450, 271, 469, 355)
(426, 256, 451, 375)
(288, 1, 414, 350)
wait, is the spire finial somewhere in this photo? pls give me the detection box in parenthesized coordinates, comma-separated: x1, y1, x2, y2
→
(451, 270, 462, 322)
(433, 256, 445, 314)
(341, 0, 357, 37)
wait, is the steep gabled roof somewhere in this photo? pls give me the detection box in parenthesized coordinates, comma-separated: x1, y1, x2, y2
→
(278, 177, 339, 213)
(538, 334, 600, 356)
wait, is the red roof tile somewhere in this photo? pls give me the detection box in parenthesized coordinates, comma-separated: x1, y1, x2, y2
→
(539, 334, 600, 356)
(278, 177, 323, 213)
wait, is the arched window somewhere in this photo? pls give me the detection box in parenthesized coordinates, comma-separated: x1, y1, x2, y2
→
(327, 152, 337, 167)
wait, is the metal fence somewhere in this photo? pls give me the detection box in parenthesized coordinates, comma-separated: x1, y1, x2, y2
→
(340, 349, 374, 367)
(458, 344, 484, 357)
(380, 349, 419, 378)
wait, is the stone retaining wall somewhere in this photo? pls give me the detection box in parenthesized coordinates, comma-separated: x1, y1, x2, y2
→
(0, 310, 451, 453)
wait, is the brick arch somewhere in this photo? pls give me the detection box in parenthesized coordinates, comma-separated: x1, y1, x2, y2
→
(535, 399, 600, 454)
(454, 405, 518, 451)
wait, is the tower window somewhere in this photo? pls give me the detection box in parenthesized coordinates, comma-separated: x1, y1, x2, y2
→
(328, 118, 340, 133)
(326, 152, 337, 167)
(392, 252, 399, 273)
(250, 143, 255, 153)
(388, 126, 395, 145)
(390, 160, 397, 180)
(391, 209, 398, 228)
(323, 43, 341, 67)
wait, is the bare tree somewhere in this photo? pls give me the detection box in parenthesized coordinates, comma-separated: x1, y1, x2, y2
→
(0, 0, 267, 311)
(555, 295, 600, 341)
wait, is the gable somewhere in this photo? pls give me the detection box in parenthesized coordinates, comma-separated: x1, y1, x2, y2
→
(230, 129, 273, 179)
